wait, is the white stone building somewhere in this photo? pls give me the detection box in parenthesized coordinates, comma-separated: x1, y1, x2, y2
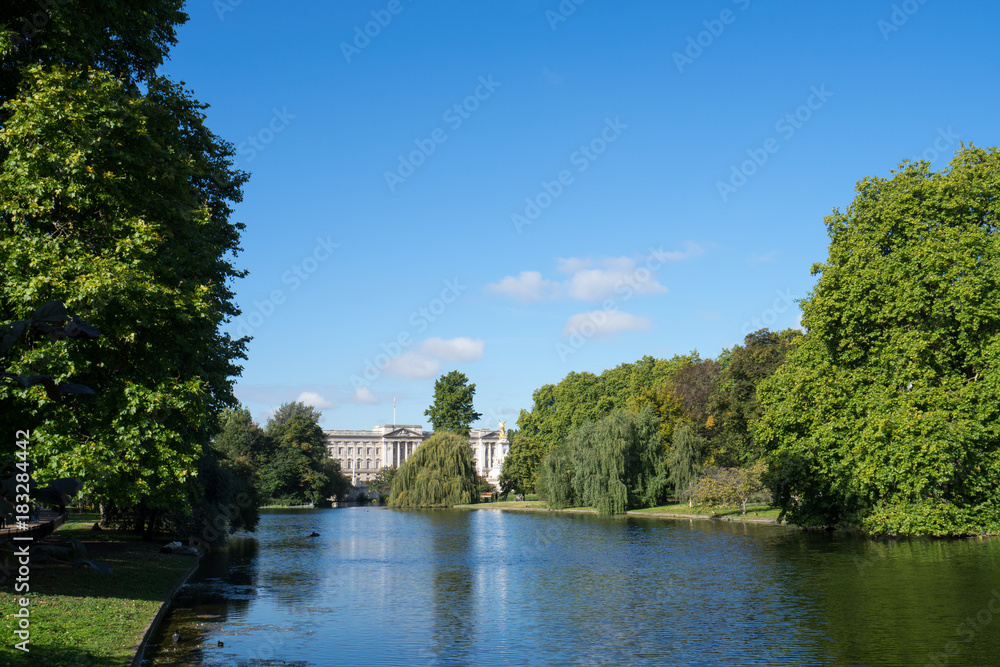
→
(324, 424, 510, 486)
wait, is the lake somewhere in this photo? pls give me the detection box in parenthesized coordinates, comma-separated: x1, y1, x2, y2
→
(141, 506, 1000, 666)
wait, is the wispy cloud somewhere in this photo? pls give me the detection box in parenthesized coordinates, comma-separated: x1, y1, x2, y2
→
(748, 249, 779, 265)
(486, 245, 701, 304)
(354, 386, 379, 404)
(563, 310, 651, 339)
(484, 271, 559, 301)
(297, 391, 336, 410)
(385, 337, 486, 380)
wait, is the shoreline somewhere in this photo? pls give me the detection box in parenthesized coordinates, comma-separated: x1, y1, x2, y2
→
(453, 502, 787, 525)
(130, 555, 203, 667)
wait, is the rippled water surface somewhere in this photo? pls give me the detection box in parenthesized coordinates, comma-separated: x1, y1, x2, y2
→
(142, 507, 1000, 666)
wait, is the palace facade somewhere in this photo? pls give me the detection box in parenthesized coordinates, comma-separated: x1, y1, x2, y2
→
(324, 424, 510, 487)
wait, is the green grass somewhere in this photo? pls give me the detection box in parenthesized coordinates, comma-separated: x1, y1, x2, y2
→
(455, 499, 549, 509)
(632, 502, 783, 520)
(0, 512, 196, 666)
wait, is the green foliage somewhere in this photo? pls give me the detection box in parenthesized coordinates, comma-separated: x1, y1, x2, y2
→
(706, 329, 801, 466)
(424, 370, 482, 436)
(499, 427, 545, 494)
(0, 22, 249, 536)
(688, 461, 767, 514)
(668, 422, 705, 499)
(538, 407, 668, 515)
(260, 404, 349, 505)
(757, 146, 1000, 535)
(514, 355, 694, 494)
(388, 432, 478, 508)
(366, 466, 397, 501)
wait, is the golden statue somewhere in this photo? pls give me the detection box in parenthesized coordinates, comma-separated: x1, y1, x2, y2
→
(499, 420, 507, 441)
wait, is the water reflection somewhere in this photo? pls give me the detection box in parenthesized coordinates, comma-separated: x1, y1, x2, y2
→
(142, 507, 1000, 667)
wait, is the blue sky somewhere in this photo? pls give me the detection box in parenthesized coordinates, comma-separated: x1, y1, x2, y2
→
(159, 0, 1000, 430)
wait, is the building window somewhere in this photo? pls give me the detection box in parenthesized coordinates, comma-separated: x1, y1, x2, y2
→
(348, 447, 353, 455)
(338, 448, 343, 456)
(366, 459, 371, 469)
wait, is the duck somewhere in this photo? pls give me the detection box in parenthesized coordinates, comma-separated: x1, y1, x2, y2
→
(172, 630, 181, 644)
(308, 531, 320, 537)
(218, 640, 224, 648)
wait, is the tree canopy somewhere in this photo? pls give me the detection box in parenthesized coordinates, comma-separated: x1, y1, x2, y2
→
(757, 146, 1000, 535)
(538, 406, 667, 514)
(424, 370, 481, 436)
(0, 4, 249, 535)
(388, 431, 478, 508)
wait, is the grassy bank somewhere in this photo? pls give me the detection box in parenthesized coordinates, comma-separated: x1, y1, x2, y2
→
(456, 498, 783, 522)
(630, 502, 783, 521)
(0, 512, 197, 666)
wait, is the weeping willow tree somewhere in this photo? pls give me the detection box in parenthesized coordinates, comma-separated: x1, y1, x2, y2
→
(388, 432, 478, 508)
(539, 406, 668, 515)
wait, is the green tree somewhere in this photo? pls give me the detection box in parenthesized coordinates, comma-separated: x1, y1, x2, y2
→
(0, 5, 248, 536)
(269, 401, 322, 427)
(705, 329, 801, 466)
(538, 407, 667, 515)
(688, 461, 767, 515)
(756, 146, 1000, 535)
(424, 370, 481, 436)
(366, 466, 397, 501)
(499, 427, 546, 494)
(389, 432, 478, 508)
(260, 404, 349, 505)
(668, 422, 705, 501)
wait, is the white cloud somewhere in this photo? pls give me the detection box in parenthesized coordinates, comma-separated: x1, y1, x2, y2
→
(563, 310, 651, 338)
(354, 387, 379, 404)
(748, 249, 779, 265)
(296, 391, 336, 410)
(490, 247, 698, 304)
(419, 336, 485, 362)
(651, 241, 703, 262)
(386, 352, 440, 380)
(484, 271, 559, 302)
(384, 337, 486, 380)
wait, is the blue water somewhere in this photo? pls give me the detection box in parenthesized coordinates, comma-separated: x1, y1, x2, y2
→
(142, 507, 1000, 666)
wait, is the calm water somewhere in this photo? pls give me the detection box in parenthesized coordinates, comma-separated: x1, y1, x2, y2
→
(142, 507, 1000, 666)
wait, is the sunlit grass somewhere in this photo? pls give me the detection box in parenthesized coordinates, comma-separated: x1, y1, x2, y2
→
(0, 512, 195, 666)
(633, 502, 782, 520)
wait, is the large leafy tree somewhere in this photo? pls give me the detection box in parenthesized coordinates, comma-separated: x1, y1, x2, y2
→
(706, 329, 801, 466)
(388, 431, 478, 508)
(499, 427, 545, 494)
(757, 146, 1000, 535)
(261, 403, 349, 505)
(424, 370, 481, 436)
(0, 4, 248, 534)
(538, 407, 667, 514)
